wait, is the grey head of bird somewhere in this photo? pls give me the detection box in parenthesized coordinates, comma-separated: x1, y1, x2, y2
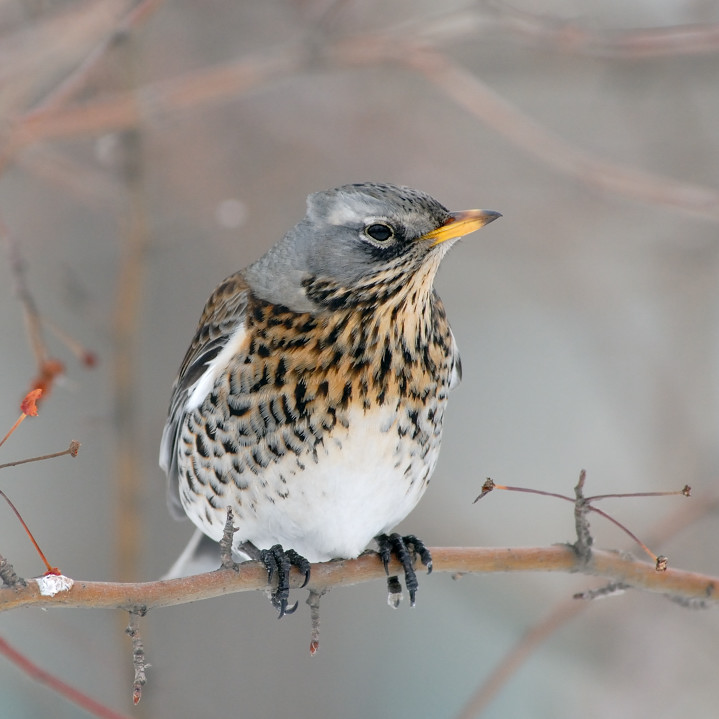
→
(242, 182, 501, 313)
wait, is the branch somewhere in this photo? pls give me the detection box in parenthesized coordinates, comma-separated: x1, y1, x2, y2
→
(487, 3, 719, 59)
(398, 45, 719, 223)
(6, 21, 719, 224)
(1, 546, 716, 613)
(0, 635, 133, 719)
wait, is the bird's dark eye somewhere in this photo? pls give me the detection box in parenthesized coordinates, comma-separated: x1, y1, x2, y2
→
(365, 223, 394, 243)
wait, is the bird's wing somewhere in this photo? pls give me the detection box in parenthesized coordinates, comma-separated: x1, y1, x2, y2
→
(160, 272, 250, 517)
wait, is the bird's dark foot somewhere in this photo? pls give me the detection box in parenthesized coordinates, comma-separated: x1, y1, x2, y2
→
(259, 544, 311, 618)
(375, 533, 432, 608)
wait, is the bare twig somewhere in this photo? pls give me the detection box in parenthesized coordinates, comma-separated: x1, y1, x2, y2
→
(457, 488, 719, 718)
(27, 0, 165, 116)
(0, 490, 59, 575)
(125, 609, 150, 705)
(574, 582, 630, 601)
(487, 2, 719, 59)
(573, 469, 593, 563)
(477, 476, 681, 566)
(0, 220, 48, 366)
(456, 599, 587, 719)
(0, 553, 26, 588)
(0, 440, 80, 470)
(219, 508, 239, 570)
(307, 588, 327, 656)
(0, 0, 126, 115)
(0, 635, 132, 719)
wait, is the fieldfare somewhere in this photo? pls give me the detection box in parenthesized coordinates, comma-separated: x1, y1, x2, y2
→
(160, 183, 500, 615)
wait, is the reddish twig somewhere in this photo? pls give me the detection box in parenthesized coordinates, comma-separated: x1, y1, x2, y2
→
(0, 490, 59, 576)
(0, 635, 132, 719)
(456, 599, 586, 719)
(0, 221, 48, 366)
(41, 317, 98, 368)
(0, 389, 43, 449)
(457, 485, 719, 718)
(476, 477, 688, 567)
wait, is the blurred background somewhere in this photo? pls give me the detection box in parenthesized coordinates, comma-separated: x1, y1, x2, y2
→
(1, 1, 719, 717)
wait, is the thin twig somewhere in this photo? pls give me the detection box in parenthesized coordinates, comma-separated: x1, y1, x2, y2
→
(487, 2, 719, 59)
(0, 490, 59, 575)
(307, 588, 327, 656)
(583, 503, 659, 566)
(456, 488, 719, 719)
(456, 599, 587, 719)
(0, 415, 28, 450)
(0, 219, 48, 365)
(27, 0, 165, 116)
(477, 478, 676, 565)
(0, 440, 80, 470)
(125, 609, 150, 705)
(574, 582, 630, 601)
(573, 469, 593, 563)
(219, 507, 239, 570)
(0, 553, 26, 588)
(0, 635, 132, 719)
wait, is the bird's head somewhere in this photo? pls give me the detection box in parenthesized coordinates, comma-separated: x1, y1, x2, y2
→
(244, 183, 501, 312)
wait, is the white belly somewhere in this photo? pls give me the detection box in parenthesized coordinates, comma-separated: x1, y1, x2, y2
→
(179, 404, 442, 562)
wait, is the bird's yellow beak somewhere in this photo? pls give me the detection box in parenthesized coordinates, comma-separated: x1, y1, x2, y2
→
(421, 209, 502, 247)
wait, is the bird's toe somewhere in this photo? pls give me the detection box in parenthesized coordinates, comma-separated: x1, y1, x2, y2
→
(375, 533, 432, 608)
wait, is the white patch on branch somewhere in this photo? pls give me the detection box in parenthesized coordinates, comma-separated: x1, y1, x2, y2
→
(34, 574, 74, 596)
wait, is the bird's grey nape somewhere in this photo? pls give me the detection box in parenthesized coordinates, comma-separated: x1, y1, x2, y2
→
(241, 218, 319, 312)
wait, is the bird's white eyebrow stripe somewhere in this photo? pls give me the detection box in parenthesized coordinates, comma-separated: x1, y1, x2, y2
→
(325, 204, 363, 225)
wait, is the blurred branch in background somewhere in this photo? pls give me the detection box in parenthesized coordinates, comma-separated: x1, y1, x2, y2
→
(485, 2, 719, 59)
(2, 8, 718, 221)
(2, 2, 719, 718)
(110, 25, 150, 587)
(0, 635, 133, 719)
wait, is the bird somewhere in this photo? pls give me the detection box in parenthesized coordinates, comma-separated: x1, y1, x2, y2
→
(159, 182, 500, 615)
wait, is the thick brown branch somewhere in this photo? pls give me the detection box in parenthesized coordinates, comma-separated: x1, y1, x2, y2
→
(0, 546, 716, 614)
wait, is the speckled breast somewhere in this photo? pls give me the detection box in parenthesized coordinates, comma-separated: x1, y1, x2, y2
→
(176, 289, 460, 560)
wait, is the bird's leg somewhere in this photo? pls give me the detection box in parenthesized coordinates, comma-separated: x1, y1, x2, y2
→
(244, 543, 311, 618)
(375, 533, 433, 607)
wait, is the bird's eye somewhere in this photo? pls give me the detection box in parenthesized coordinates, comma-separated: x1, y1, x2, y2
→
(365, 223, 394, 243)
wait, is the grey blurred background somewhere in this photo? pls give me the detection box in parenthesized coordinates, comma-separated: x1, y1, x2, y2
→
(2, 1, 719, 717)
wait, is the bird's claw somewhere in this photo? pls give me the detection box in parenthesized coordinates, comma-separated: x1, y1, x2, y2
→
(376, 533, 432, 607)
(260, 545, 311, 618)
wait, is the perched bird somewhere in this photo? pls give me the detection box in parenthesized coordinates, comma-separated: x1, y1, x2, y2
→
(160, 183, 500, 614)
